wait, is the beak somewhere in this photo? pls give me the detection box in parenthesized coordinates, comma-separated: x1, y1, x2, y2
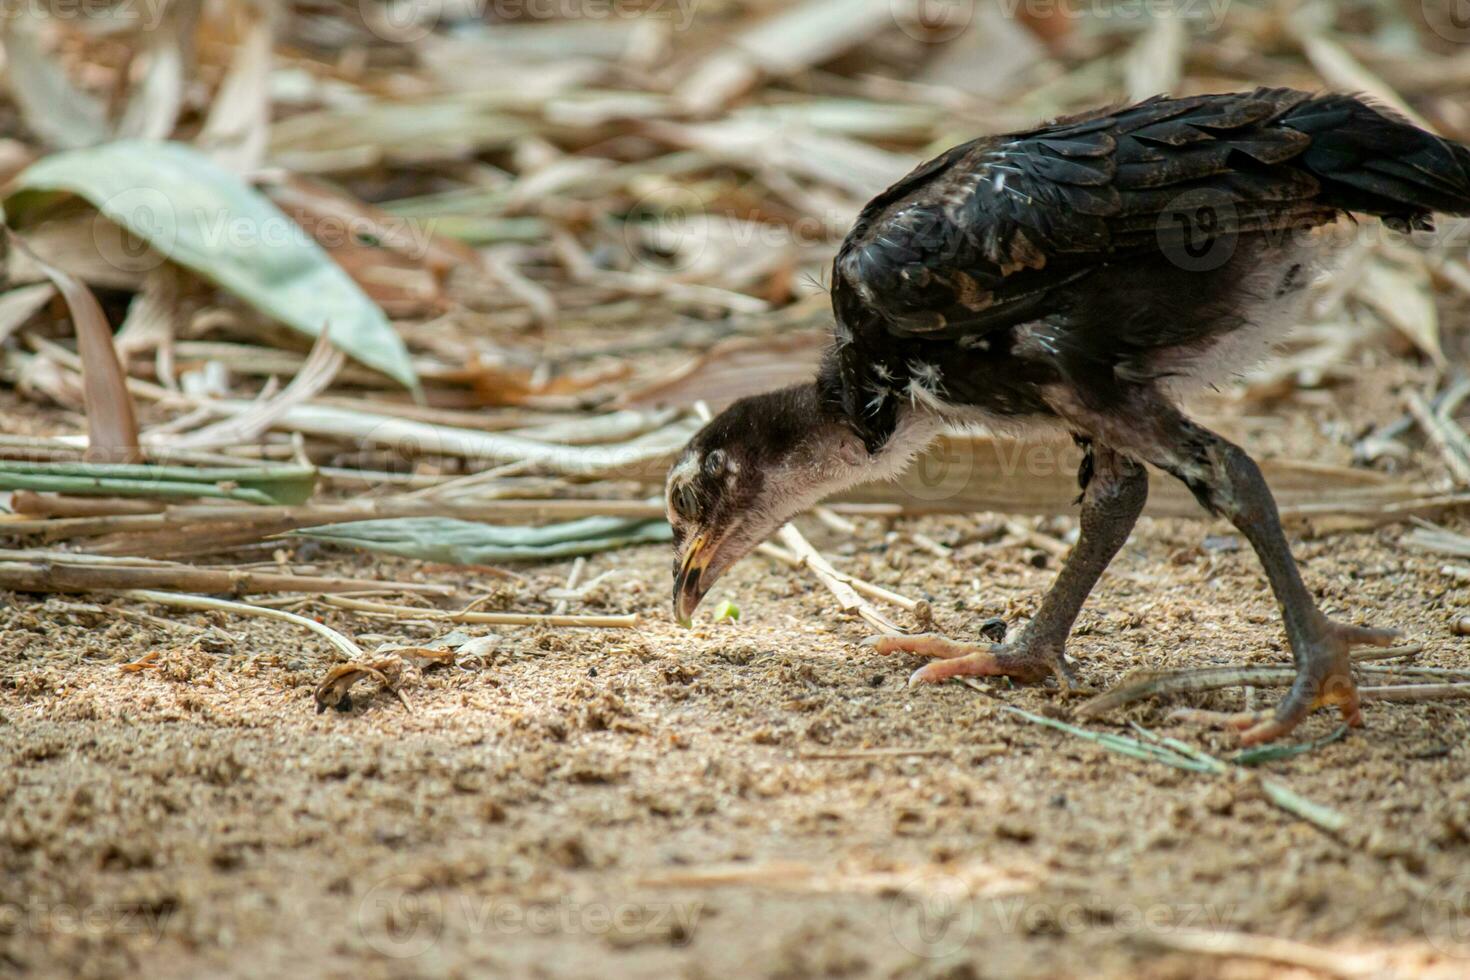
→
(673, 533, 712, 627)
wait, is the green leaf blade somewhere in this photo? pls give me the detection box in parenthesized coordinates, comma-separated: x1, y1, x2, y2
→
(5, 140, 418, 389)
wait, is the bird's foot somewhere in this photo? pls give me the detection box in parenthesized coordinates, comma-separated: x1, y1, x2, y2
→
(861, 632, 1079, 693)
(1171, 618, 1400, 745)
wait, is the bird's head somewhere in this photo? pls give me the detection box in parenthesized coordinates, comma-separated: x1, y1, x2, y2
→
(667, 384, 868, 624)
(667, 382, 937, 625)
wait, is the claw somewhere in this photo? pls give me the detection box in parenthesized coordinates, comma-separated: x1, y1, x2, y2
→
(1171, 620, 1400, 745)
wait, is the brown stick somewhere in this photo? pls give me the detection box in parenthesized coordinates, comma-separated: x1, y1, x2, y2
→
(0, 560, 455, 597)
(10, 492, 166, 517)
(5, 497, 668, 542)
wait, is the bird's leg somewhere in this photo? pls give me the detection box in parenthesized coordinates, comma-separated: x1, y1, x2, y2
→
(1109, 401, 1399, 745)
(867, 442, 1148, 692)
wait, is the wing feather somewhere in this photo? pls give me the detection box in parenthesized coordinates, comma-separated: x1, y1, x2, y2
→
(834, 89, 1347, 339)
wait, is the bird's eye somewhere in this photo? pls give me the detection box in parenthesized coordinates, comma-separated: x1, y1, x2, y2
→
(672, 483, 700, 521)
(704, 449, 728, 476)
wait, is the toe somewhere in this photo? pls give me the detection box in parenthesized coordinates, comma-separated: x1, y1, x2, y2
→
(1340, 624, 1401, 648)
(909, 652, 999, 685)
(864, 633, 977, 660)
(1238, 715, 1297, 746)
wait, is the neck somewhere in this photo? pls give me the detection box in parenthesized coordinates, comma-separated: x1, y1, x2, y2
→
(787, 380, 944, 498)
(854, 406, 945, 485)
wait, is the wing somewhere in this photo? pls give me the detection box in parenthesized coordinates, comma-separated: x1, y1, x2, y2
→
(833, 88, 1336, 338)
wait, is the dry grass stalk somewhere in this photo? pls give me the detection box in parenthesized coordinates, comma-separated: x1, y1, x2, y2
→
(1137, 926, 1382, 979)
(756, 541, 923, 614)
(121, 589, 364, 661)
(1404, 389, 1470, 486)
(4, 498, 666, 543)
(775, 522, 907, 635)
(317, 594, 638, 629)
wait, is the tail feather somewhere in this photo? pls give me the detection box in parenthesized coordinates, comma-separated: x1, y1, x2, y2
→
(1278, 93, 1470, 225)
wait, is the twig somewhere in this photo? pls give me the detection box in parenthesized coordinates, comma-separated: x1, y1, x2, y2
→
(1004, 518, 1071, 558)
(10, 492, 165, 517)
(798, 747, 953, 760)
(553, 555, 586, 616)
(811, 506, 857, 534)
(0, 559, 455, 598)
(1358, 682, 1470, 703)
(317, 594, 638, 628)
(775, 522, 907, 634)
(1405, 389, 1470, 486)
(1136, 927, 1380, 979)
(756, 541, 923, 613)
(910, 532, 953, 559)
(121, 589, 365, 660)
(47, 599, 212, 638)
(3, 497, 668, 542)
(1076, 645, 1424, 718)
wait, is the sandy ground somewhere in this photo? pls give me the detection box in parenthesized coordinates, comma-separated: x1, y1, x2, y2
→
(5, 366, 1470, 979)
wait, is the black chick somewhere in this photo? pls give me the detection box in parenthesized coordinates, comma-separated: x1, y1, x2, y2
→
(667, 89, 1470, 744)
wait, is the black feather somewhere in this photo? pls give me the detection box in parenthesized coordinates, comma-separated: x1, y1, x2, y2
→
(824, 88, 1470, 451)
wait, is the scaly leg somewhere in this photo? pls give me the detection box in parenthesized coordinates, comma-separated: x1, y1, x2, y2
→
(867, 442, 1148, 692)
(1077, 394, 1399, 745)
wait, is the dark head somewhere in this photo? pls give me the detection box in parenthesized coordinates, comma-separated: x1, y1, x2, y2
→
(667, 382, 937, 625)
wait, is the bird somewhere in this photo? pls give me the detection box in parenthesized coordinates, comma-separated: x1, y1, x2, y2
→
(665, 88, 1470, 745)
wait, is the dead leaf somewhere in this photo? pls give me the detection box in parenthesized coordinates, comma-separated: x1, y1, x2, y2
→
(313, 659, 411, 715)
(8, 231, 141, 463)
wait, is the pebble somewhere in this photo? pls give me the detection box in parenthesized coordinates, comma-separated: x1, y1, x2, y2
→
(1453, 616, 1470, 637)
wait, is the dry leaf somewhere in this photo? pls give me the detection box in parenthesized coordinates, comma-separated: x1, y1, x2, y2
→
(8, 231, 141, 463)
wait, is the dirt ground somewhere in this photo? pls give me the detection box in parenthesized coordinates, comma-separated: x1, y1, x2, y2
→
(4, 366, 1470, 979)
